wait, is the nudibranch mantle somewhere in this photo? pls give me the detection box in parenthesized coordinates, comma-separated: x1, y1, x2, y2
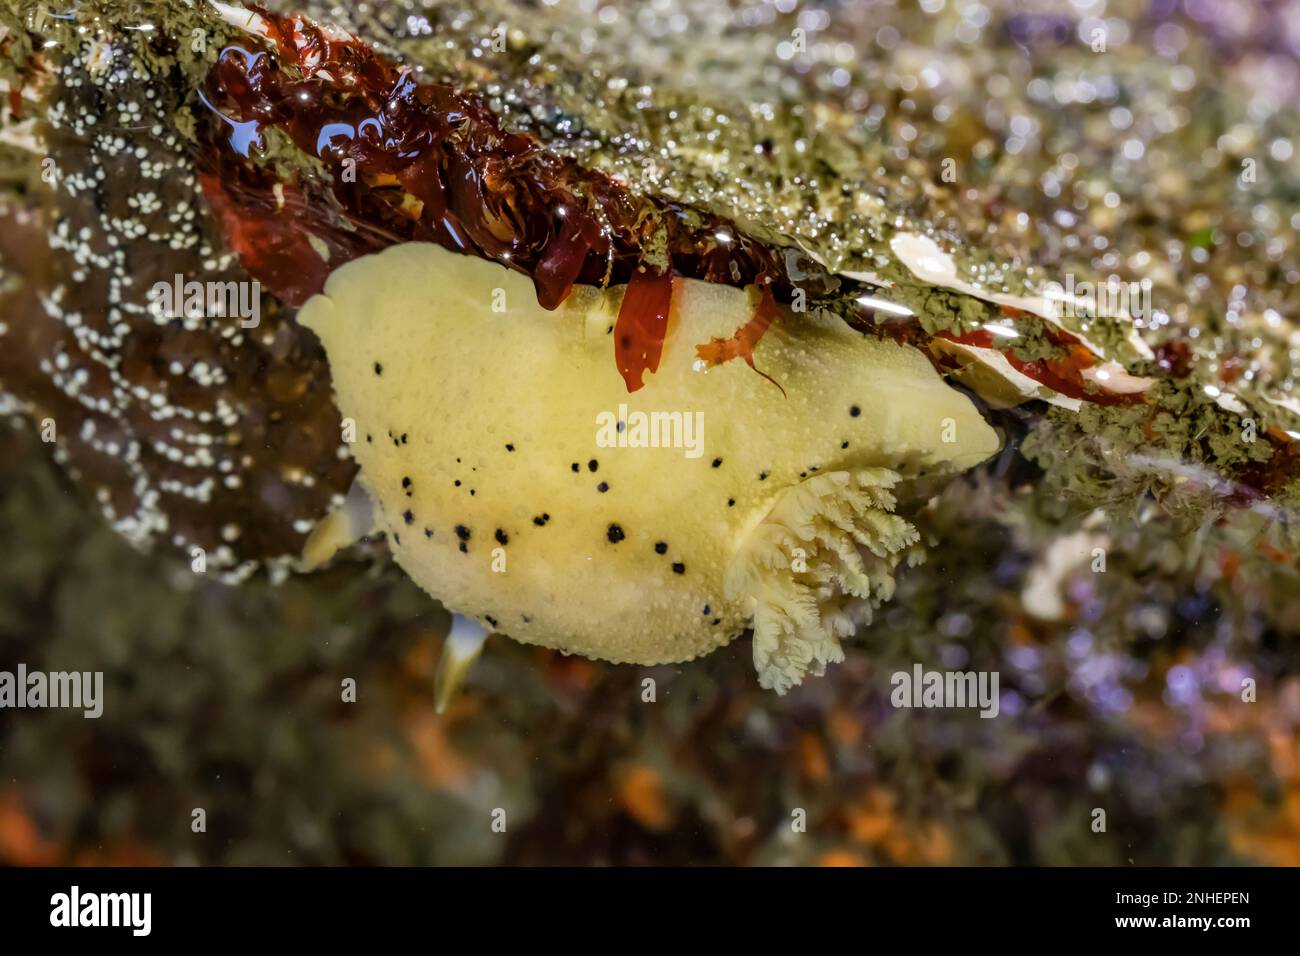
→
(300, 243, 999, 691)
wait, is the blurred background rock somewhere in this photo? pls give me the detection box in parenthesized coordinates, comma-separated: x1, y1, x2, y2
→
(3, 419, 1298, 866)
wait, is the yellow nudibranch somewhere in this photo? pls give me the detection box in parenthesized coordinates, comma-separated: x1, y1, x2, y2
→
(300, 243, 999, 693)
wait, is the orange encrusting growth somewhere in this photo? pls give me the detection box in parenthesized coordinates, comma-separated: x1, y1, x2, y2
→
(694, 284, 786, 395)
(936, 326, 1142, 406)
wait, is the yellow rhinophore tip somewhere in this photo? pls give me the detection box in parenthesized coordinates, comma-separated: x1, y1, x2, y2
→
(301, 477, 376, 572)
(434, 616, 490, 714)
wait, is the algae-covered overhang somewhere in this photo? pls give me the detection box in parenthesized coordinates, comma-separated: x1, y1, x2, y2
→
(5, 0, 1299, 454)
(262, 0, 1298, 446)
(3, 0, 243, 76)
(0, 1, 1129, 331)
(195, 2, 1159, 354)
